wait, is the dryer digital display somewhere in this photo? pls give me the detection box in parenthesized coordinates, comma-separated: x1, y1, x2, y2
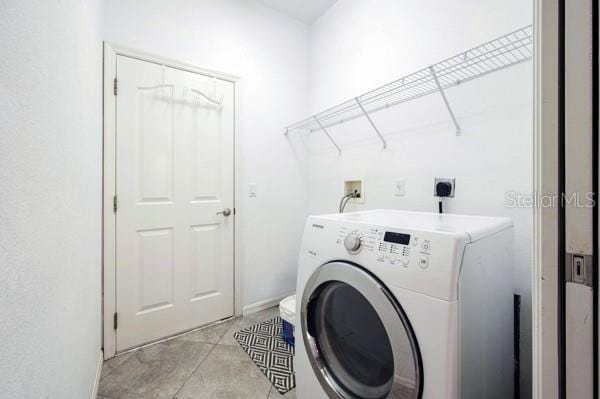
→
(383, 231, 411, 245)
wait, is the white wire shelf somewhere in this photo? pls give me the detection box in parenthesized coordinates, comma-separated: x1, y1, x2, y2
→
(285, 25, 533, 154)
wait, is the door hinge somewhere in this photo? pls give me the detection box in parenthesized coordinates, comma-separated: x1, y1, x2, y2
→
(113, 78, 118, 96)
(113, 312, 118, 330)
(113, 195, 117, 212)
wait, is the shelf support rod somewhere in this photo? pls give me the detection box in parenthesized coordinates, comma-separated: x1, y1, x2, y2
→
(313, 116, 342, 155)
(355, 98, 387, 149)
(429, 66, 461, 135)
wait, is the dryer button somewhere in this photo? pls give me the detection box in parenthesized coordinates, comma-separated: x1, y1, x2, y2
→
(418, 255, 430, 269)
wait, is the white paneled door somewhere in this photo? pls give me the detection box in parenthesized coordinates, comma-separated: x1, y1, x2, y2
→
(114, 56, 234, 351)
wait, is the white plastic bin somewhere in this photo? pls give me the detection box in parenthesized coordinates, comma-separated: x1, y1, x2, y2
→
(279, 295, 296, 346)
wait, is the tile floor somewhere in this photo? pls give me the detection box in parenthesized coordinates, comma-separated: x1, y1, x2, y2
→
(97, 307, 296, 399)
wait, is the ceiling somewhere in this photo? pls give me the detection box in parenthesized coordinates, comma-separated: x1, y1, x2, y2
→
(256, 0, 338, 24)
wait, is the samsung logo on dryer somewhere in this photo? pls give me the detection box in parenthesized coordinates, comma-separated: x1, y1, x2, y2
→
(312, 224, 325, 229)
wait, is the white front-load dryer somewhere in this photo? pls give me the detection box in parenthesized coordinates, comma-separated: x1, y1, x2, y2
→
(295, 210, 514, 399)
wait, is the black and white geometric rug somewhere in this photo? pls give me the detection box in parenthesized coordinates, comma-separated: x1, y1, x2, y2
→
(234, 316, 295, 394)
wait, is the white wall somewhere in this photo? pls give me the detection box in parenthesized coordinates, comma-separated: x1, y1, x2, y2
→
(103, 0, 310, 308)
(0, 0, 535, 396)
(0, 0, 103, 398)
(306, 0, 533, 397)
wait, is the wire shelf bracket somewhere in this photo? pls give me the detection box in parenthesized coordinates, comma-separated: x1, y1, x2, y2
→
(355, 97, 387, 148)
(284, 25, 533, 149)
(429, 66, 461, 135)
(313, 116, 342, 155)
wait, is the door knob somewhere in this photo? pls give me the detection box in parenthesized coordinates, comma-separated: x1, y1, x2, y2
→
(217, 208, 232, 217)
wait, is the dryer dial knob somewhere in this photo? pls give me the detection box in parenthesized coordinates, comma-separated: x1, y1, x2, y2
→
(344, 231, 362, 254)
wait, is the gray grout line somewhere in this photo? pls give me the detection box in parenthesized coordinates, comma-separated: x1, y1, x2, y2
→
(170, 342, 218, 399)
(102, 310, 280, 399)
(97, 351, 140, 397)
(99, 351, 137, 383)
(98, 365, 113, 383)
(214, 324, 235, 346)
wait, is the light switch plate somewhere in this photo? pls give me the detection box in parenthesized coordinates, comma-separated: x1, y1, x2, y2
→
(395, 179, 405, 196)
(248, 183, 257, 198)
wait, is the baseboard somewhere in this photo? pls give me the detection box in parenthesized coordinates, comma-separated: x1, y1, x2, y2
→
(242, 292, 294, 316)
(90, 350, 103, 399)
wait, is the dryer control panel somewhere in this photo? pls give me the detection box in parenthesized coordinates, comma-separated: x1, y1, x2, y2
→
(302, 214, 470, 300)
(301, 211, 506, 301)
(337, 226, 433, 270)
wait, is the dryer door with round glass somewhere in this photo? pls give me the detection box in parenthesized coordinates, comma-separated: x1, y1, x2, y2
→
(301, 261, 423, 399)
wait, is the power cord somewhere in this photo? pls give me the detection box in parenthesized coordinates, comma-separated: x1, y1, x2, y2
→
(435, 182, 452, 214)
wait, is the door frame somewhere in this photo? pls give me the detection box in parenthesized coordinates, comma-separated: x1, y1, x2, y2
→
(533, 1, 599, 398)
(532, 1, 560, 397)
(102, 43, 242, 359)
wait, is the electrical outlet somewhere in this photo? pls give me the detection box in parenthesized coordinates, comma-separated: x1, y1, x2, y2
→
(395, 179, 405, 196)
(434, 177, 455, 197)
